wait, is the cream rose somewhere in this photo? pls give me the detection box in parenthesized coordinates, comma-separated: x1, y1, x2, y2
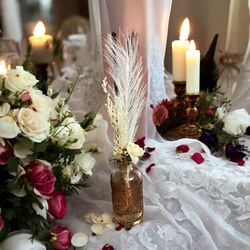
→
(5, 66, 38, 92)
(53, 117, 85, 149)
(0, 103, 10, 117)
(15, 108, 50, 142)
(29, 89, 54, 118)
(223, 109, 250, 135)
(74, 152, 95, 176)
(0, 116, 20, 138)
(126, 142, 144, 164)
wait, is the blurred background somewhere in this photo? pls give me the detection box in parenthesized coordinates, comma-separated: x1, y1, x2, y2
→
(0, 0, 248, 72)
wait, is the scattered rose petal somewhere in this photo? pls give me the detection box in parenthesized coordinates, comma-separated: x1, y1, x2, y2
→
(176, 145, 189, 153)
(115, 224, 123, 231)
(141, 152, 151, 160)
(91, 223, 105, 235)
(191, 153, 205, 164)
(146, 163, 156, 173)
(238, 160, 245, 166)
(102, 244, 114, 250)
(71, 232, 88, 247)
(146, 147, 155, 152)
(135, 137, 145, 149)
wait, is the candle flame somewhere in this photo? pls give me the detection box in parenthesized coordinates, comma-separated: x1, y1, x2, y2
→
(33, 21, 46, 37)
(190, 40, 196, 50)
(179, 17, 190, 40)
(0, 60, 7, 74)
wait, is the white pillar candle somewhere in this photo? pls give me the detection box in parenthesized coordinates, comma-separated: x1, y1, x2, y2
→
(28, 21, 53, 64)
(186, 40, 200, 94)
(172, 17, 190, 82)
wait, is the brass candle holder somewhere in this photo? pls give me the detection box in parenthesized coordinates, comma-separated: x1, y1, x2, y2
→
(172, 81, 187, 114)
(173, 93, 201, 139)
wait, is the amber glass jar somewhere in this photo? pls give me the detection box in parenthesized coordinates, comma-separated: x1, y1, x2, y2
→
(110, 160, 143, 229)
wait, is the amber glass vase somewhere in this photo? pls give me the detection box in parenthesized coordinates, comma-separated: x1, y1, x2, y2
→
(110, 160, 143, 229)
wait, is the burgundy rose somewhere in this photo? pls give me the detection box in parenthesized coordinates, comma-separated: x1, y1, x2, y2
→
(206, 106, 216, 116)
(50, 226, 71, 250)
(0, 140, 13, 165)
(176, 145, 189, 153)
(26, 161, 56, 196)
(191, 153, 205, 164)
(225, 143, 246, 163)
(0, 215, 4, 231)
(152, 104, 169, 126)
(48, 192, 67, 219)
(21, 92, 31, 102)
(159, 99, 172, 109)
(102, 244, 114, 250)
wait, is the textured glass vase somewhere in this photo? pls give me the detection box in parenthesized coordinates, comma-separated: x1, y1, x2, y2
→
(110, 160, 143, 229)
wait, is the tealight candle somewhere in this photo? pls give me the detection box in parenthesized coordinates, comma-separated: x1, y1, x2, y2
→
(186, 40, 200, 94)
(172, 17, 190, 82)
(28, 21, 53, 64)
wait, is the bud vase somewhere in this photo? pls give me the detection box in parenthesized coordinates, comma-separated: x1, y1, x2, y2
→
(110, 160, 143, 229)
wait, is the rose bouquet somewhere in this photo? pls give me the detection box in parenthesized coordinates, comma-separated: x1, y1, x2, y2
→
(0, 66, 98, 249)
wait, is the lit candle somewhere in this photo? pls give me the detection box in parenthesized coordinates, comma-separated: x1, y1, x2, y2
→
(186, 40, 200, 94)
(28, 21, 53, 64)
(172, 18, 190, 82)
(0, 60, 7, 74)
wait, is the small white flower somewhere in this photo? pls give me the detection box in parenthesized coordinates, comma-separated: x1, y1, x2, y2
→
(126, 142, 144, 164)
(0, 103, 10, 117)
(216, 106, 226, 120)
(52, 117, 85, 149)
(73, 153, 95, 176)
(5, 66, 38, 92)
(0, 116, 20, 138)
(223, 109, 250, 135)
(32, 198, 48, 219)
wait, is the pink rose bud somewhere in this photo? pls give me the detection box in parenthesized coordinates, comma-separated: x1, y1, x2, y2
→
(48, 192, 67, 219)
(21, 92, 31, 102)
(0, 140, 13, 165)
(50, 226, 71, 250)
(26, 161, 56, 196)
(0, 215, 4, 231)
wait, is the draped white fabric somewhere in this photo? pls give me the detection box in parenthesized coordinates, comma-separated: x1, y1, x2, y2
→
(62, 137, 250, 250)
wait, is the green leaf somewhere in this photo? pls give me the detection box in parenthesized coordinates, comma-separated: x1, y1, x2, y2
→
(80, 111, 97, 130)
(7, 157, 18, 173)
(51, 91, 60, 99)
(34, 140, 47, 153)
(3, 208, 15, 221)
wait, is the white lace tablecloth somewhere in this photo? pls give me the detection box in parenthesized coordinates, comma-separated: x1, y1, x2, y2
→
(62, 137, 250, 250)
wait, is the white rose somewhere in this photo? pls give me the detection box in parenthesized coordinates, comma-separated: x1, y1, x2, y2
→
(0, 103, 10, 117)
(5, 66, 38, 92)
(53, 117, 85, 149)
(126, 142, 144, 164)
(216, 106, 226, 120)
(29, 89, 54, 118)
(74, 152, 96, 176)
(64, 165, 82, 184)
(14, 139, 33, 159)
(15, 108, 50, 142)
(223, 109, 250, 135)
(32, 198, 48, 219)
(0, 116, 20, 138)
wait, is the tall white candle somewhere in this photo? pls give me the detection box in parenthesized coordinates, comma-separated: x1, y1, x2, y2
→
(29, 21, 53, 64)
(186, 40, 200, 94)
(0, 60, 7, 74)
(172, 17, 190, 82)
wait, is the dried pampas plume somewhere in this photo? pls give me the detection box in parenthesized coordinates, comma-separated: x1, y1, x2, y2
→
(102, 32, 146, 154)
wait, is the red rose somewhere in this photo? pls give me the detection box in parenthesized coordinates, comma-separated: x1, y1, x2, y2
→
(50, 226, 71, 250)
(21, 92, 31, 102)
(26, 161, 56, 196)
(152, 104, 168, 126)
(176, 145, 189, 153)
(0, 215, 4, 231)
(0, 140, 13, 165)
(191, 153, 205, 164)
(102, 244, 114, 250)
(48, 192, 67, 219)
(206, 107, 216, 117)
